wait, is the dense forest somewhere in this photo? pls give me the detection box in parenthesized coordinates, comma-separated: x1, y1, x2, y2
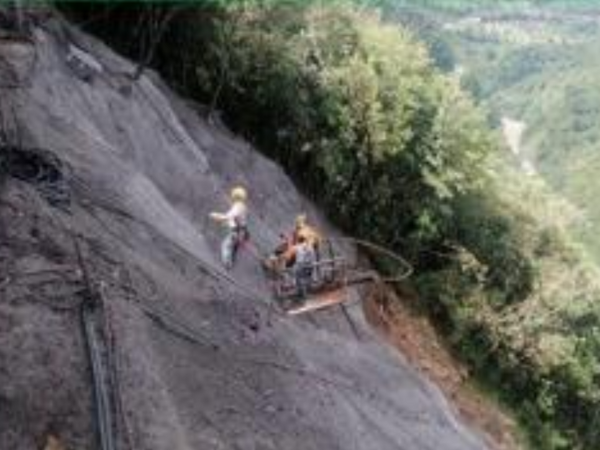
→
(437, 6, 600, 261)
(62, 2, 600, 449)
(387, 1, 600, 261)
(377, 0, 600, 11)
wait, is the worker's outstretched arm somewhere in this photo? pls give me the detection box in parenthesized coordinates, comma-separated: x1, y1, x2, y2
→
(210, 212, 227, 222)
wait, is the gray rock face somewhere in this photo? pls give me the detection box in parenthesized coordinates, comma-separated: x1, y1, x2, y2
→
(0, 17, 488, 450)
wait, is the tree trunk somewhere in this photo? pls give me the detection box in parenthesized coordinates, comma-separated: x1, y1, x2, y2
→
(11, 0, 23, 33)
(132, 7, 180, 81)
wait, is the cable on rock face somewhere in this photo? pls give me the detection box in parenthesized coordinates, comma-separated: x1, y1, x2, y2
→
(74, 238, 118, 450)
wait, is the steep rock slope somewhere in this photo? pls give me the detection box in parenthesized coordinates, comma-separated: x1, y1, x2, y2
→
(0, 17, 487, 450)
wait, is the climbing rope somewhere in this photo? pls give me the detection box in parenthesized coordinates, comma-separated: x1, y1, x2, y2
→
(69, 181, 271, 304)
(119, 288, 443, 429)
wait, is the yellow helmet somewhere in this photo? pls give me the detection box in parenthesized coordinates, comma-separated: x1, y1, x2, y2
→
(231, 186, 247, 202)
(295, 214, 307, 227)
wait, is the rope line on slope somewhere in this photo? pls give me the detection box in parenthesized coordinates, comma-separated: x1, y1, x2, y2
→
(117, 281, 353, 391)
(124, 289, 445, 429)
(120, 286, 354, 389)
(71, 180, 269, 304)
(131, 296, 220, 350)
(75, 238, 118, 450)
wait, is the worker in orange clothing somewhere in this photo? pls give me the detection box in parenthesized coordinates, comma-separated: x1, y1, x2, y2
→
(292, 214, 321, 255)
(264, 214, 322, 273)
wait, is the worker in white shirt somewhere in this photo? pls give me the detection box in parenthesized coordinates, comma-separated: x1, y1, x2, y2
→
(210, 186, 249, 269)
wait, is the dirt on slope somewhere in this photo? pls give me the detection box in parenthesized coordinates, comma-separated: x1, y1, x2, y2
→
(0, 11, 490, 450)
(364, 285, 522, 450)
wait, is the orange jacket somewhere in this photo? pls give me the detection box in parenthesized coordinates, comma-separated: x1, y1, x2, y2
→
(293, 224, 321, 248)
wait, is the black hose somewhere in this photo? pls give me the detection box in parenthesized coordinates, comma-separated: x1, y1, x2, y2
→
(329, 236, 414, 284)
(75, 238, 117, 450)
(81, 298, 117, 450)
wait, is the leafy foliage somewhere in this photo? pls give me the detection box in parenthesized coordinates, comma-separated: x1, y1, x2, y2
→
(420, 5, 600, 265)
(390, 5, 600, 447)
(167, 5, 491, 253)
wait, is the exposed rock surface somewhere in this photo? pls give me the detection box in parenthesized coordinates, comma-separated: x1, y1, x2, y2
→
(0, 16, 488, 450)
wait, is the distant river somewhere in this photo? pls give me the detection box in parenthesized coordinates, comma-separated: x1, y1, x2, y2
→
(501, 117, 536, 176)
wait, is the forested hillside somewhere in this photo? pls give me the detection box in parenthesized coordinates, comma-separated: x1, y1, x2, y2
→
(392, 2, 600, 262)
(378, 0, 600, 11)
(63, 2, 600, 449)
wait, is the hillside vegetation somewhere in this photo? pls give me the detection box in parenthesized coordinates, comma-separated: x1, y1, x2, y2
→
(64, 2, 600, 449)
(377, 0, 600, 11)
(386, 5, 600, 448)
(401, 3, 600, 262)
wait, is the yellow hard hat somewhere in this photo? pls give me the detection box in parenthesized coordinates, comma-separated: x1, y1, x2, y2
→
(231, 186, 247, 202)
(296, 214, 307, 226)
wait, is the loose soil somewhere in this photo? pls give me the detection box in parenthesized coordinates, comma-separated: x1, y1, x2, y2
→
(364, 284, 523, 450)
